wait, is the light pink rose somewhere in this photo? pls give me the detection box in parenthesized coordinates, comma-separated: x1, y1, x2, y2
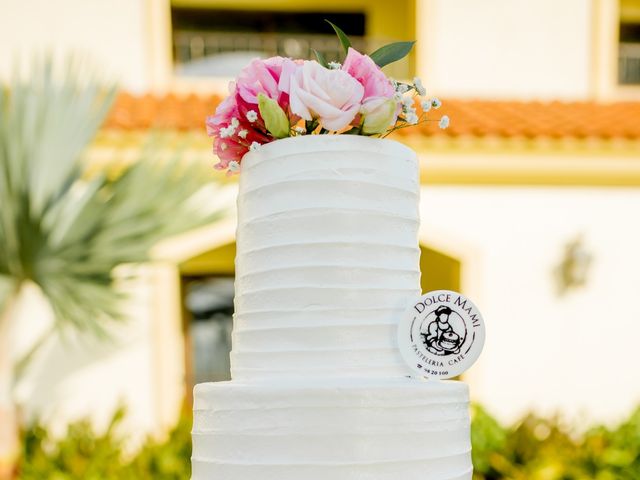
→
(289, 61, 364, 131)
(342, 47, 394, 100)
(236, 56, 298, 106)
(233, 56, 300, 134)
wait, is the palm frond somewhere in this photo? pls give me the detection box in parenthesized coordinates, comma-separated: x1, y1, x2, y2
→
(0, 58, 226, 334)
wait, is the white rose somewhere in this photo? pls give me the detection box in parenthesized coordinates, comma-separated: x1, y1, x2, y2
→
(289, 61, 364, 131)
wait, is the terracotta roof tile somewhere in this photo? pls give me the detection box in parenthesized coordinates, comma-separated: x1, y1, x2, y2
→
(103, 93, 640, 140)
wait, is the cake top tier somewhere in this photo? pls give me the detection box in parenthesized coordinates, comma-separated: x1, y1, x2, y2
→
(231, 135, 421, 381)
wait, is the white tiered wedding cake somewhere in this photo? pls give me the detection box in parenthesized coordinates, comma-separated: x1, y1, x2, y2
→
(191, 135, 472, 480)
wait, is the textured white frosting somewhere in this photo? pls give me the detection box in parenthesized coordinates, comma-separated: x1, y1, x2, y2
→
(192, 136, 472, 480)
(233, 135, 421, 381)
(192, 379, 472, 480)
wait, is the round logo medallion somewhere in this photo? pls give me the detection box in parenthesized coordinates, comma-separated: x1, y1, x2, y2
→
(397, 290, 485, 379)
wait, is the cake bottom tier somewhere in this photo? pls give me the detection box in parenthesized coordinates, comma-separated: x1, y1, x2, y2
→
(192, 378, 472, 480)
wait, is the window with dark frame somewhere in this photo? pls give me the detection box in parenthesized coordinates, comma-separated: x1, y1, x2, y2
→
(171, 8, 366, 78)
(619, 5, 640, 85)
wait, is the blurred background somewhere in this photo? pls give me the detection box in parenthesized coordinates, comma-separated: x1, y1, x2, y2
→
(1, 0, 640, 478)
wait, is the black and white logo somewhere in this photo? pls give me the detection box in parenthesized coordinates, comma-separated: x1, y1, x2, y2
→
(398, 290, 485, 379)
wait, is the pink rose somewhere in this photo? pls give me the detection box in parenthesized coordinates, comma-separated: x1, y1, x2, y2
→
(206, 85, 238, 136)
(289, 61, 364, 131)
(233, 56, 300, 135)
(236, 56, 298, 108)
(342, 47, 394, 100)
(206, 82, 271, 175)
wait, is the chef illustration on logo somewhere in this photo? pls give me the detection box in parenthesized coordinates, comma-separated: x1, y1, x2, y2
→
(420, 305, 467, 356)
(398, 290, 485, 379)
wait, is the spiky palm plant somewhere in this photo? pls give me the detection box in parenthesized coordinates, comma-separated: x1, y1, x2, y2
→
(0, 61, 224, 478)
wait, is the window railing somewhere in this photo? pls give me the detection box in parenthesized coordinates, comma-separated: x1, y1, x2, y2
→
(173, 30, 410, 79)
(619, 42, 640, 85)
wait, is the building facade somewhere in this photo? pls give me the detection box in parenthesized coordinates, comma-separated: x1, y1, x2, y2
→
(3, 0, 640, 437)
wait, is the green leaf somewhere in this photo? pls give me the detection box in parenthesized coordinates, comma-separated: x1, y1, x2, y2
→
(305, 119, 319, 134)
(312, 49, 329, 68)
(257, 93, 290, 138)
(325, 19, 351, 54)
(369, 41, 416, 68)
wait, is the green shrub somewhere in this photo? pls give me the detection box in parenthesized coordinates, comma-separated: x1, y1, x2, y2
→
(19, 407, 192, 480)
(472, 405, 640, 479)
(17, 403, 640, 479)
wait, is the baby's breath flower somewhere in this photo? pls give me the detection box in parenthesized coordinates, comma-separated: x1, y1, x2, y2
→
(237, 129, 248, 139)
(328, 61, 342, 70)
(230, 117, 240, 128)
(405, 112, 419, 125)
(396, 83, 409, 94)
(249, 141, 261, 151)
(246, 110, 258, 122)
(401, 93, 418, 120)
(439, 115, 450, 129)
(402, 96, 415, 111)
(219, 123, 237, 138)
(431, 98, 442, 109)
(420, 99, 432, 112)
(413, 77, 426, 96)
(228, 160, 241, 172)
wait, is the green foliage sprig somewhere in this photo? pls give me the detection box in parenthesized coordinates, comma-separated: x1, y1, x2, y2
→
(324, 19, 415, 67)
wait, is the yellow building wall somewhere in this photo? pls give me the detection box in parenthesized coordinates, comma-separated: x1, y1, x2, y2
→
(180, 242, 236, 275)
(420, 245, 461, 293)
(621, 0, 640, 22)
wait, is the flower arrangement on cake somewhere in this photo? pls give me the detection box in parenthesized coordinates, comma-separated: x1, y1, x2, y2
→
(206, 21, 449, 176)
